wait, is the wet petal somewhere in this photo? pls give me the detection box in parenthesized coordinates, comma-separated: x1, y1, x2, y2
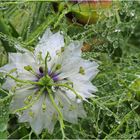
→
(35, 28, 64, 59)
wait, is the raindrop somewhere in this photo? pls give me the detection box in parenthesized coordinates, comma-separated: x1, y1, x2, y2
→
(130, 103, 133, 108)
(102, 32, 106, 37)
(106, 21, 112, 28)
(0, 6, 8, 10)
(27, 26, 31, 30)
(38, 36, 41, 40)
(36, 22, 39, 25)
(113, 41, 119, 48)
(127, 121, 132, 125)
(107, 35, 112, 42)
(110, 124, 113, 128)
(102, 43, 108, 48)
(18, 37, 22, 41)
(130, 10, 135, 17)
(115, 119, 121, 124)
(115, 28, 121, 33)
(97, 130, 102, 138)
(133, 133, 138, 138)
(106, 111, 112, 117)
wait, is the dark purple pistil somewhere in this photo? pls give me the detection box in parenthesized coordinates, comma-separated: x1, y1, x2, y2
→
(37, 67, 59, 82)
(39, 66, 44, 74)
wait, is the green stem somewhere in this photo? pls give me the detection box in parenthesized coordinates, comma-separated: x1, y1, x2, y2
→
(45, 52, 50, 75)
(115, 10, 121, 24)
(54, 9, 70, 29)
(24, 66, 40, 78)
(53, 83, 83, 100)
(0, 88, 10, 95)
(6, 74, 40, 85)
(47, 87, 65, 139)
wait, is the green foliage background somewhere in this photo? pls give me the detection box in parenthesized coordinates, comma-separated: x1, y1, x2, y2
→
(0, 0, 140, 139)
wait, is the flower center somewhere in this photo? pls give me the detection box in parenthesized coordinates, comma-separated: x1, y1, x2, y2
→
(38, 66, 59, 82)
(38, 75, 53, 88)
(37, 67, 56, 94)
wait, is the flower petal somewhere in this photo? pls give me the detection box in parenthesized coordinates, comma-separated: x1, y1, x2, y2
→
(9, 52, 35, 73)
(10, 85, 36, 112)
(63, 41, 83, 58)
(2, 77, 16, 90)
(56, 91, 86, 123)
(59, 57, 98, 81)
(0, 63, 16, 73)
(35, 29, 64, 59)
(19, 95, 57, 135)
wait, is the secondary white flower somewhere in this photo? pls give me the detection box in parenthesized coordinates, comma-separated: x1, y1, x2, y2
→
(0, 28, 99, 135)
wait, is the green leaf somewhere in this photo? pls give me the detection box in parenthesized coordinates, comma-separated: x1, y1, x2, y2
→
(0, 131, 7, 139)
(0, 95, 12, 139)
(0, 16, 16, 52)
(0, 42, 8, 67)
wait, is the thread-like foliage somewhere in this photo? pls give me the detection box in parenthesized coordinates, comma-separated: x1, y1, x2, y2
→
(0, 1, 140, 139)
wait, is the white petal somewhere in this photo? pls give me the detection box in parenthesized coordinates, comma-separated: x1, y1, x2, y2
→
(8, 52, 35, 73)
(80, 60, 99, 80)
(63, 41, 83, 58)
(58, 56, 82, 79)
(35, 29, 64, 59)
(18, 93, 57, 135)
(57, 90, 72, 105)
(29, 95, 44, 135)
(71, 79, 97, 99)
(10, 85, 36, 112)
(77, 102, 87, 118)
(2, 77, 16, 90)
(59, 58, 99, 81)
(65, 90, 76, 101)
(63, 108, 78, 123)
(18, 72, 37, 81)
(18, 110, 29, 122)
(43, 97, 57, 134)
(56, 91, 86, 123)
(58, 41, 83, 78)
(29, 94, 58, 134)
(56, 92, 78, 123)
(0, 63, 16, 73)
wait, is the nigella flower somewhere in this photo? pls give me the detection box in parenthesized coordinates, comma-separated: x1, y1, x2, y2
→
(0, 28, 99, 135)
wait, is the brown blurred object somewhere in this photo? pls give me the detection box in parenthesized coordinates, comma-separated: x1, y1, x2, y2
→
(81, 42, 91, 52)
(81, 38, 106, 52)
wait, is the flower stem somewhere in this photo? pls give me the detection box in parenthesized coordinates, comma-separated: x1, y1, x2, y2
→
(47, 87, 65, 139)
(6, 74, 40, 85)
(0, 88, 10, 95)
(115, 10, 121, 24)
(45, 52, 50, 75)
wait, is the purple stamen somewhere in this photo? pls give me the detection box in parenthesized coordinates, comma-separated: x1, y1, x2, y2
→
(52, 73, 59, 82)
(47, 69, 52, 76)
(37, 67, 59, 82)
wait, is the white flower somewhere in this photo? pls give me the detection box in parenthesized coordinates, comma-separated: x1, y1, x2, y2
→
(0, 28, 99, 135)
